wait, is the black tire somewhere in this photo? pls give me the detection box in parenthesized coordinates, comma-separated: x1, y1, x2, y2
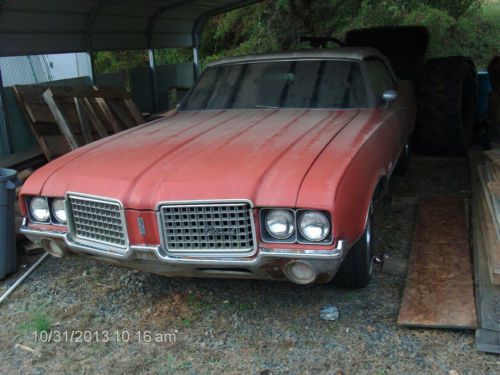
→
(393, 142, 410, 176)
(487, 56, 500, 93)
(416, 57, 478, 156)
(345, 26, 429, 81)
(335, 207, 373, 289)
(489, 91, 500, 125)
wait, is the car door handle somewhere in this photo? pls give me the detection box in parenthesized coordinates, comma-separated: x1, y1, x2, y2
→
(399, 107, 409, 112)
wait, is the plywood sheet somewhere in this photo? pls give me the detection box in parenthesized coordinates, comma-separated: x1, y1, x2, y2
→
(398, 196, 477, 329)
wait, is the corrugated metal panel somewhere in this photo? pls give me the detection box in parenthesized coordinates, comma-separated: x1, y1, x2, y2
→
(0, 0, 262, 56)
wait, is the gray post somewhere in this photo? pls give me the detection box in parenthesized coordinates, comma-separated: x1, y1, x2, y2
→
(85, 30, 95, 85)
(86, 51, 95, 85)
(148, 48, 159, 113)
(0, 67, 11, 156)
(192, 32, 201, 79)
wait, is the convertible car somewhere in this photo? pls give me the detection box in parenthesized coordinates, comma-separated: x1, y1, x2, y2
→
(20, 48, 415, 288)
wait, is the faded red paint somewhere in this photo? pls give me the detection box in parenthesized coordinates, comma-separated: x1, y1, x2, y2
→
(21, 103, 414, 249)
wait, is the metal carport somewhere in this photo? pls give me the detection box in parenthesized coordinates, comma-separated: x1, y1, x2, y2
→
(0, 0, 262, 103)
(0, 0, 263, 154)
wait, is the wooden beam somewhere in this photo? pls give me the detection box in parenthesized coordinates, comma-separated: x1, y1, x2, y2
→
(74, 97, 93, 144)
(124, 98, 144, 125)
(42, 89, 79, 150)
(83, 98, 109, 138)
(398, 196, 477, 329)
(485, 149, 500, 168)
(95, 97, 123, 133)
(107, 99, 135, 129)
(12, 86, 52, 160)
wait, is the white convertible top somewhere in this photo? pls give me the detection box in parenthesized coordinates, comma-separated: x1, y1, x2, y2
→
(207, 47, 386, 67)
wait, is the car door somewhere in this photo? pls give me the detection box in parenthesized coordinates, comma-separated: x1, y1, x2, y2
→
(364, 59, 407, 167)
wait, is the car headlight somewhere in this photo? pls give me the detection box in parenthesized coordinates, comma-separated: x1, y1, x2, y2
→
(299, 211, 330, 242)
(29, 197, 50, 222)
(265, 209, 295, 239)
(51, 198, 67, 224)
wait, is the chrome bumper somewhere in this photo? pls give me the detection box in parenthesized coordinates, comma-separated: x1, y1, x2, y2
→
(20, 218, 346, 282)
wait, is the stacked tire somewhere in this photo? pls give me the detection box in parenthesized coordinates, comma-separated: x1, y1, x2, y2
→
(416, 57, 478, 156)
(345, 26, 429, 81)
(488, 56, 500, 127)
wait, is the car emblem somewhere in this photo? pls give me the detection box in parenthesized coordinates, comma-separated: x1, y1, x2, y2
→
(203, 224, 237, 237)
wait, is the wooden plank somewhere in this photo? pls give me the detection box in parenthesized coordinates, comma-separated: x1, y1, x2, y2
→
(83, 98, 109, 138)
(42, 89, 79, 150)
(107, 99, 135, 129)
(476, 329, 500, 354)
(398, 196, 477, 329)
(15, 86, 131, 102)
(479, 163, 500, 238)
(24, 102, 54, 123)
(124, 98, 144, 125)
(95, 98, 123, 133)
(485, 149, 500, 168)
(487, 181, 500, 196)
(12, 86, 52, 160)
(74, 97, 93, 144)
(476, 165, 500, 281)
(470, 148, 500, 353)
(40, 135, 85, 158)
(0, 148, 44, 169)
(473, 196, 500, 352)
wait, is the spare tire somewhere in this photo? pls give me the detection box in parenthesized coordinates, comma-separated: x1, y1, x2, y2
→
(490, 91, 500, 126)
(488, 56, 500, 93)
(416, 57, 477, 155)
(345, 26, 429, 81)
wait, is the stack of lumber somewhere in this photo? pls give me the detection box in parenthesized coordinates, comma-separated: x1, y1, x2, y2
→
(488, 57, 500, 129)
(12, 85, 144, 161)
(476, 149, 500, 285)
(470, 148, 500, 354)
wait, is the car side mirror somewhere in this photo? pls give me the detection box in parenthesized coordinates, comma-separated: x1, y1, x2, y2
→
(382, 89, 398, 108)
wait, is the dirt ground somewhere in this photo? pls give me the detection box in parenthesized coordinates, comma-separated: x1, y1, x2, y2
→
(0, 155, 499, 375)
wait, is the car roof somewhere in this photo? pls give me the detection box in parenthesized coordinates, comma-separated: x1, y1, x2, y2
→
(206, 47, 385, 67)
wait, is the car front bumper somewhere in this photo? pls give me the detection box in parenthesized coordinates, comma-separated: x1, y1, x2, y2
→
(20, 218, 347, 284)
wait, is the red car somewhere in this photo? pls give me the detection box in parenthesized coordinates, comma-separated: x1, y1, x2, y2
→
(20, 48, 415, 288)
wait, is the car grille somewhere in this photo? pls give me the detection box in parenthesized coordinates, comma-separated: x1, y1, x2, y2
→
(68, 195, 128, 251)
(159, 202, 255, 254)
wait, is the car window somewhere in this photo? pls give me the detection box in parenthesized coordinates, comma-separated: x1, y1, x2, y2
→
(364, 60, 395, 105)
(181, 60, 368, 110)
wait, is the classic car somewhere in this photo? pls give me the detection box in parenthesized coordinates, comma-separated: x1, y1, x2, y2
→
(20, 47, 415, 288)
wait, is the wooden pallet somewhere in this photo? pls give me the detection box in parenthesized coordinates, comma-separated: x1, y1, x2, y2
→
(470, 148, 500, 354)
(398, 196, 477, 329)
(12, 85, 144, 160)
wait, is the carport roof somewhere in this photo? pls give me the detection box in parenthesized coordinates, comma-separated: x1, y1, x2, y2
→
(0, 0, 262, 57)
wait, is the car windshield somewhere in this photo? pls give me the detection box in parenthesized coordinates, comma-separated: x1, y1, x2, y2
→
(180, 60, 368, 110)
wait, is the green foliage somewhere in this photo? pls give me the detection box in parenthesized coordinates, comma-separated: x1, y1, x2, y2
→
(199, 0, 498, 68)
(93, 50, 148, 74)
(93, 0, 498, 74)
(155, 48, 192, 66)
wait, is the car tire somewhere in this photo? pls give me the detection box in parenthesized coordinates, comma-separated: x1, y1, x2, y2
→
(416, 57, 478, 156)
(487, 56, 500, 93)
(334, 206, 373, 289)
(393, 142, 410, 176)
(344, 26, 429, 81)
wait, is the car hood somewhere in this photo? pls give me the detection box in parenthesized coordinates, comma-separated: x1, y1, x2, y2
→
(38, 109, 358, 209)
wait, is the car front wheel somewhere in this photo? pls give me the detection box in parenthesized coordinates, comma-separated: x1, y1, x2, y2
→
(334, 207, 373, 288)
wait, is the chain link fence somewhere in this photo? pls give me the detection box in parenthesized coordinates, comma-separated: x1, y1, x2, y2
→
(0, 55, 52, 87)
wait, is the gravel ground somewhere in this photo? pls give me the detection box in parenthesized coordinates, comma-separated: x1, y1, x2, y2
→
(1, 155, 499, 375)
